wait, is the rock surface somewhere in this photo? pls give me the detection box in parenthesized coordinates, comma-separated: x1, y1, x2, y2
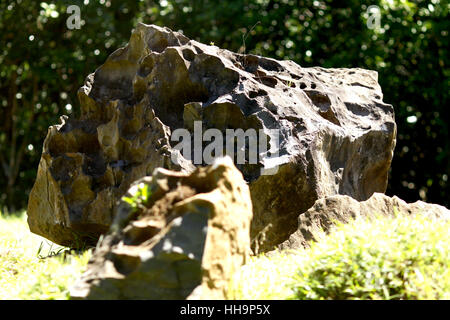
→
(279, 193, 450, 250)
(28, 23, 396, 250)
(70, 157, 253, 300)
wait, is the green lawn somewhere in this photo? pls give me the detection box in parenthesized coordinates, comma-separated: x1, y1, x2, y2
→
(0, 212, 91, 300)
(1, 210, 449, 300)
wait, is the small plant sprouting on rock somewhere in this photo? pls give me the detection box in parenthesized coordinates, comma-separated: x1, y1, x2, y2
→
(122, 183, 151, 213)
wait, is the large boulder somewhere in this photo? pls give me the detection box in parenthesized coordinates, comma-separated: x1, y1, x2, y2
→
(27, 107, 193, 247)
(27, 23, 396, 251)
(70, 157, 252, 300)
(279, 193, 450, 250)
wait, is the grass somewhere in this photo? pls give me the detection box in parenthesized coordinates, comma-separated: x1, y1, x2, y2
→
(230, 213, 450, 300)
(1, 209, 448, 300)
(0, 211, 91, 300)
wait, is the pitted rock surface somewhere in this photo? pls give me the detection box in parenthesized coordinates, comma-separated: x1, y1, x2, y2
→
(28, 24, 396, 251)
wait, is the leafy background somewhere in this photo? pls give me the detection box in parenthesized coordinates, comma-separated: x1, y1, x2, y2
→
(0, 0, 448, 212)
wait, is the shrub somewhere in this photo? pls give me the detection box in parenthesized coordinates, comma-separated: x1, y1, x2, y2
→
(231, 213, 450, 300)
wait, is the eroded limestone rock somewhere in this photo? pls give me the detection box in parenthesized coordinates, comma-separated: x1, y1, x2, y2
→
(70, 157, 252, 300)
(279, 193, 450, 250)
(28, 23, 396, 251)
(27, 103, 193, 246)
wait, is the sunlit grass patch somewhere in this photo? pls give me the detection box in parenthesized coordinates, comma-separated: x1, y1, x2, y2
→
(229, 251, 302, 299)
(0, 211, 91, 300)
(231, 213, 450, 300)
(2, 210, 449, 300)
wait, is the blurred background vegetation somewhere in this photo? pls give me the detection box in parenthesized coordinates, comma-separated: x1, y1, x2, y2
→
(0, 0, 448, 213)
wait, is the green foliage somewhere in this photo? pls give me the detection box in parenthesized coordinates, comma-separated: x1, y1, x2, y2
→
(122, 182, 152, 212)
(0, 0, 448, 211)
(0, 212, 91, 299)
(230, 213, 450, 300)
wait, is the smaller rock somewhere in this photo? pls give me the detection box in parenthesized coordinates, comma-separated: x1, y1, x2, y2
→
(70, 157, 252, 300)
(279, 193, 450, 250)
